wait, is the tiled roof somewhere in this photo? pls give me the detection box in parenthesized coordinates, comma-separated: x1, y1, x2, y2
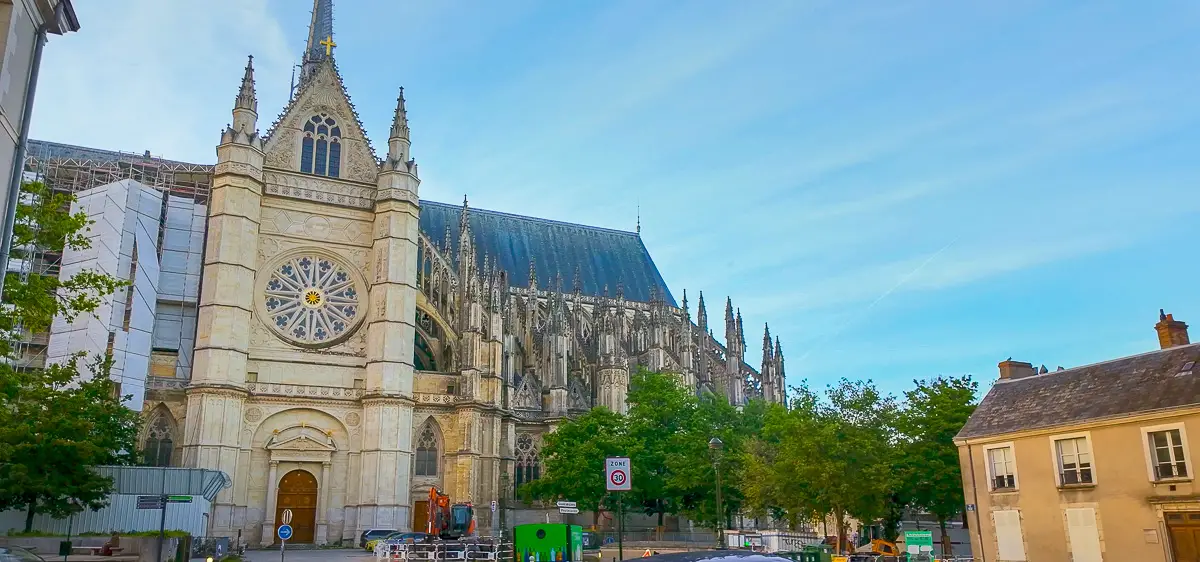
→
(28, 140, 676, 306)
(420, 200, 675, 306)
(956, 343, 1200, 440)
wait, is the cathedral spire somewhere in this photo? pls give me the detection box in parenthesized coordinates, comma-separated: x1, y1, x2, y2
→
(762, 322, 773, 366)
(300, 0, 335, 84)
(232, 55, 257, 132)
(391, 87, 410, 141)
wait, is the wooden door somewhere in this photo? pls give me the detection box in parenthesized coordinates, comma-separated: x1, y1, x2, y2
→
(413, 500, 429, 534)
(1168, 512, 1200, 561)
(276, 469, 318, 543)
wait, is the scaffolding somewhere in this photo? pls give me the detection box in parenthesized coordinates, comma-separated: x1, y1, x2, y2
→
(7, 140, 214, 372)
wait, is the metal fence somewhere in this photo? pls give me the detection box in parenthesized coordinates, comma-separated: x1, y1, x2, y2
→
(591, 529, 718, 545)
(374, 538, 512, 561)
(190, 536, 234, 558)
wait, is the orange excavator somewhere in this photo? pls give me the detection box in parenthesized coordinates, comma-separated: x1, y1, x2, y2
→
(428, 487, 476, 540)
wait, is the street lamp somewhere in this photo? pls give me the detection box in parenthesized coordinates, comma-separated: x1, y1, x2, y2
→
(708, 437, 724, 547)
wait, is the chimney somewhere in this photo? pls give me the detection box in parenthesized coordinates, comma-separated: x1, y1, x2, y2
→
(998, 358, 1037, 381)
(1156, 309, 1190, 349)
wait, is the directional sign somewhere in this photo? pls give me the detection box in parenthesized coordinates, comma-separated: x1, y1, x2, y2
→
(278, 524, 294, 541)
(904, 530, 933, 554)
(136, 495, 164, 510)
(559, 507, 580, 514)
(166, 495, 192, 504)
(606, 457, 631, 491)
(557, 501, 577, 509)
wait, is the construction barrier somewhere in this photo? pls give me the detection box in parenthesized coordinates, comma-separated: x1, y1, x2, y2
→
(375, 538, 513, 561)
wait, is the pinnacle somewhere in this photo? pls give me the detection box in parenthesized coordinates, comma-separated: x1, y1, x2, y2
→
(235, 54, 257, 113)
(390, 86, 410, 140)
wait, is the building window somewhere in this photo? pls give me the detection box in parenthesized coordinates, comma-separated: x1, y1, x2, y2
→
(300, 114, 342, 178)
(143, 413, 173, 467)
(415, 424, 438, 477)
(515, 433, 540, 486)
(1055, 436, 1093, 485)
(1150, 429, 1188, 480)
(988, 446, 1016, 490)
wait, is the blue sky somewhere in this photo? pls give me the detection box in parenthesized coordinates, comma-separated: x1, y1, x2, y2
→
(30, 0, 1200, 398)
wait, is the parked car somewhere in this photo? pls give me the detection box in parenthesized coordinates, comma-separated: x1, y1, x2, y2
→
(365, 531, 431, 552)
(360, 529, 399, 548)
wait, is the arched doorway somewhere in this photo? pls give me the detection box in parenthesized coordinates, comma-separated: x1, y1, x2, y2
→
(276, 469, 318, 543)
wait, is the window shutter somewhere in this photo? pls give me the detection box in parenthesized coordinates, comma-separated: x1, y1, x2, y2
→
(993, 510, 1027, 561)
(1065, 508, 1103, 562)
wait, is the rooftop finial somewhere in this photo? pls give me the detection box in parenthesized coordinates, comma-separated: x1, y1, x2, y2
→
(390, 87, 410, 140)
(234, 55, 257, 114)
(636, 203, 641, 235)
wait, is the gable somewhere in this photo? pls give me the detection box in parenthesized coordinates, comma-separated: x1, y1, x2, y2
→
(263, 60, 378, 184)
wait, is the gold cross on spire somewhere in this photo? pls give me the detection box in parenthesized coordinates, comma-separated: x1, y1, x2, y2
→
(319, 35, 336, 56)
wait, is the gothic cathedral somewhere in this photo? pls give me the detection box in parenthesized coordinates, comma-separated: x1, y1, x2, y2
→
(167, 0, 787, 545)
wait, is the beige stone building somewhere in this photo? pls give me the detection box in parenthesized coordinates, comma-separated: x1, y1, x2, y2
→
(24, 0, 789, 547)
(956, 311, 1200, 561)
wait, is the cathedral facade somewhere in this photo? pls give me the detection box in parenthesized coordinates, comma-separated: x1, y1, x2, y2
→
(36, 0, 786, 546)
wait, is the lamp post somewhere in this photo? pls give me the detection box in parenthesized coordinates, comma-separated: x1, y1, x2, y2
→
(708, 437, 724, 548)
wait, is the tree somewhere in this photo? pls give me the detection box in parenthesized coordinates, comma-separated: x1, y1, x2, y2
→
(525, 407, 628, 523)
(896, 375, 978, 555)
(0, 180, 136, 531)
(664, 391, 754, 534)
(749, 380, 899, 554)
(625, 369, 698, 530)
(0, 355, 142, 531)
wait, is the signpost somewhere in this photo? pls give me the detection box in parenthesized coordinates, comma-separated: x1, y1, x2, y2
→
(606, 457, 631, 561)
(136, 495, 165, 510)
(903, 530, 934, 556)
(279, 508, 294, 562)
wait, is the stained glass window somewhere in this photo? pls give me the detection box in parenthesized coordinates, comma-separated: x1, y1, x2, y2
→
(415, 424, 439, 476)
(515, 433, 540, 486)
(299, 114, 341, 178)
(263, 254, 362, 346)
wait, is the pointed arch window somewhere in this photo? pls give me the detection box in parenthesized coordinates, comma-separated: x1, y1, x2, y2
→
(415, 423, 439, 476)
(143, 413, 174, 467)
(515, 433, 540, 486)
(301, 114, 342, 178)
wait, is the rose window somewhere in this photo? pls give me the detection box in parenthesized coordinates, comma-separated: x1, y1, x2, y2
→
(262, 254, 364, 346)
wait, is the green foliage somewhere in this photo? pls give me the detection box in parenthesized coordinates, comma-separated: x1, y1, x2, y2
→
(0, 181, 138, 532)
(525, 407, 628, 515)
(895, 375, 978, 551)
(625, 370, 697, 525)
(0, 355, 143, 531)
(1, 181, 125, 360)
(740, 379, 899, 550)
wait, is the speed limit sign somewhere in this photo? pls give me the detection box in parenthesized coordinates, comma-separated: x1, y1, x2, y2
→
(606, 457, 631, 491)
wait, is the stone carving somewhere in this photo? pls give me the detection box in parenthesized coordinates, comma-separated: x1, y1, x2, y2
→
(512, 374, 541, 411)
(263, 171, 375, 210)
(345, 412, 361, 427)
(244, 407, 263, 423)
(246, 382, 364, 400)
(414, 393, 457, 404)
(567, 377, 589, 411)
(264, 128, 297, 170)
(256, 250, 369, 349)
(258, 204, 372, 246)
(146, 376, 188, 391)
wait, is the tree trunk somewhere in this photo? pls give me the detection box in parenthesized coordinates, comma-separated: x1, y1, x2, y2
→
(23, 499, 35, 533)
(656, 507, 664, 540)
(834, 509, 845, 555)
(940, 518, 952, 556)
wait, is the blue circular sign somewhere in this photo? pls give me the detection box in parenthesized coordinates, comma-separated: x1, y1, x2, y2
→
(278, 524, 293, 541)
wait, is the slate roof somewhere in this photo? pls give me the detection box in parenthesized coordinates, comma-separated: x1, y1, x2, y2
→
(28, 140, 676, 306)
(956, 343, 1200, 441)
(420, 200, 675, 306)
